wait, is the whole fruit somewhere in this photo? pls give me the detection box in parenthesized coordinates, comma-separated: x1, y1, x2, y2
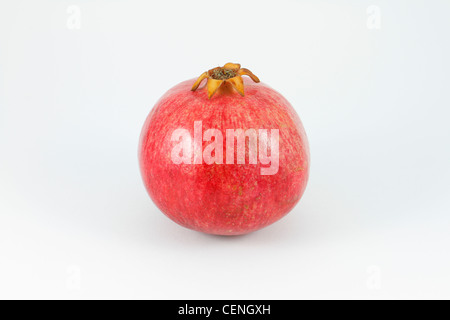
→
(139, 63, 309, 235)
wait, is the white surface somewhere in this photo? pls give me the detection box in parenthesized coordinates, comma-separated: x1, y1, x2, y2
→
(1, 0, 450, 299)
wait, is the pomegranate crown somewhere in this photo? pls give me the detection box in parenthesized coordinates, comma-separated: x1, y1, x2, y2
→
(191, 63, 260, 99)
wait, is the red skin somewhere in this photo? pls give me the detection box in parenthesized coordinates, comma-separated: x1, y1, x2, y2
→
(139, 78, 310, 235)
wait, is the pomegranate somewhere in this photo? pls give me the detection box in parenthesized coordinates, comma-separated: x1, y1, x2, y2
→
(139, 63, 309, 235)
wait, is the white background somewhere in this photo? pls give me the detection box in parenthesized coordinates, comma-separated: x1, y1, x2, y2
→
(1, 0, 449, 299)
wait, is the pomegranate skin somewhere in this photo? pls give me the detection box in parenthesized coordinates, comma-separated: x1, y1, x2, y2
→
(139, 78, 309, 235)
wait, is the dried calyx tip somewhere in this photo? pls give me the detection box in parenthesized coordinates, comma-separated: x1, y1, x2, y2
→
(191, 63, 260, 99)
(210, 68, 237, 80)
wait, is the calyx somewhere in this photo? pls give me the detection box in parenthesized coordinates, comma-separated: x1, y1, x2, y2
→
(191, 63, 260, 99)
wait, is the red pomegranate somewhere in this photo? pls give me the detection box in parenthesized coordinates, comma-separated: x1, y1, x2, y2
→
(139, 63, 309, 235)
